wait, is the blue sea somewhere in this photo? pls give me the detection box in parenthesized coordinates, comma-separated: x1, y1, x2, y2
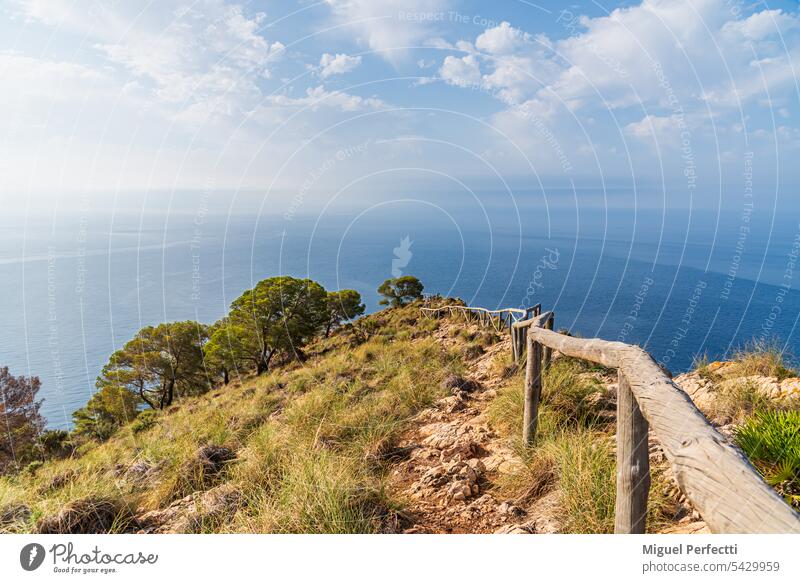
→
(2, 191, 800, 428)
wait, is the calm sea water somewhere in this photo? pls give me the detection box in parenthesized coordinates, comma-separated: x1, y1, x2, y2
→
(2, 194, 800, 428)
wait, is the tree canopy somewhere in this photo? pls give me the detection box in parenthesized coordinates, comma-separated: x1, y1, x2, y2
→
(95, 321, 208, 410)
(204, 319, 259, 384)
(325, 289, 365, 336)
(0, 367, 44, 472)
(377, 276, 424, 307)
(72, 384, 139, 441)
(16, 274, 423, 447)
(228, 276, 329, 373)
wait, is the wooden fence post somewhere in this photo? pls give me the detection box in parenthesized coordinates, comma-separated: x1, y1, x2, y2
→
(614, 370, 650, 534)
(543, 314, 554, 370)
(523, 330, 542, 446)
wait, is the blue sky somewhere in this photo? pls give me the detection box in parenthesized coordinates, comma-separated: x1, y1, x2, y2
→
(2, 0, 800, 211)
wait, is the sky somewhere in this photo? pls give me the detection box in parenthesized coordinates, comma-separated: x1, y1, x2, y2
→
(1, 0, 800, 212)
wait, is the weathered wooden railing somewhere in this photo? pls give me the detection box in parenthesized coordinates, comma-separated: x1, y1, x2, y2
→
(420, 303, 540, 334)
(423, 304, 800, 534)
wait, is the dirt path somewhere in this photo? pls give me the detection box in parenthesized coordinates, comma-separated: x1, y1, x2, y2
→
(386, 319, 561, 534)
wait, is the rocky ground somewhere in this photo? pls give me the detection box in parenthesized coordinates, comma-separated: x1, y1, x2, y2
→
(386, 320, 798, 535)
(386, 324, 556, 533)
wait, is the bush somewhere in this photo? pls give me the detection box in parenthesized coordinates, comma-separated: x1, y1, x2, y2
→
(131, 409, 159, 434)
(730, 340, 796, 380)
(547, 431, 616, 533)
(36, 430, 73, 460)
(706, 380, 773, 424)
(72, 385, 140, 441)
(735, 409, 800, 509)
(541, 359, 611, 427)
(36, 495, 133, 534)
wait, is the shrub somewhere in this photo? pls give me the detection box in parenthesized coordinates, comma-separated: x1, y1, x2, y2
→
(131, 409, 159, 434)
(706, 380, 773, 424)
(72, 385, 140, 441)
(730, 340, 796, 380)
(541, 359, 611, 427)
(462, 343, 484, 360)
(546, 431, 616, 533)
(35, 495, 133, 534)
(735, 409, 800, 509)
(36, 430, 73, 460)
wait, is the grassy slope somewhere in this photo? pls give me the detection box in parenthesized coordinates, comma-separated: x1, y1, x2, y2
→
(1, 303, 797, 533)
(0, 301, 466, 533)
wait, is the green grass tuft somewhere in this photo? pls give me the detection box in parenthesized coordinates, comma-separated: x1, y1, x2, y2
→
(735, 409, 800, 509)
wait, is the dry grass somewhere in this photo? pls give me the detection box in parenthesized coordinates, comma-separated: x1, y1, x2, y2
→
(728, 340, 796, 380)
(0, 303, 461, 533)
(705, 379, 774, 424)
(486, 355, 675, 533)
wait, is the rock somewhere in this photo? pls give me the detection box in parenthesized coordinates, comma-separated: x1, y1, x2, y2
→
(137, 484, 241, 534)
(780, 378, 800, 398)
(498, 501, 525, 518)
(466, 458, 486, 473)
(439, 396, 466, 414)
(440, 375, 480, 394)
(125, 460, 157, 484)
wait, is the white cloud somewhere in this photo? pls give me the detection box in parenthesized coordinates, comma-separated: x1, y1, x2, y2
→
(623, 114, 681, 140)
(319, 53, 362, 78)
(325, 0, 450, 62)
(0, 52, 107, 98)
(451, 1, 800, 121)
(15, 1, 285, 120)
(264, 86, 386, 112)
(439, 55, 481, 87)
(722, 8, 800, 40)
(475, 21, 531, 55)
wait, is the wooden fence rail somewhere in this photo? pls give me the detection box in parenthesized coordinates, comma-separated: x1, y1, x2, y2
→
(422, 303, 800, 534)
(420, 303, 540, 334)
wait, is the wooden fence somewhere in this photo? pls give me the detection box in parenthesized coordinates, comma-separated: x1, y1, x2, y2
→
(420, 303, 541, 334)
(422, 304, 800, 534)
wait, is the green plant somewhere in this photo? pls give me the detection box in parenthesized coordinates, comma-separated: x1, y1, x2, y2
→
(72, 384, 140, 441)
(706, 380, 773, 424)
(541, 359, 611, 427)
(228, 276, 330, 374)
(36, 429, 73, 460)
(547, 430, 616, 533)
(692, 353, 720, 382)
(377, 276, 424, 307)
(735, 409, 800, 509)
(131, 409, 159, 434)
(730, 340, 796, 380)
(325, 290, 366, 336)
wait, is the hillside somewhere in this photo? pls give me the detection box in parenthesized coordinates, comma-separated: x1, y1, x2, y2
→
(1, 298, 797, 534)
